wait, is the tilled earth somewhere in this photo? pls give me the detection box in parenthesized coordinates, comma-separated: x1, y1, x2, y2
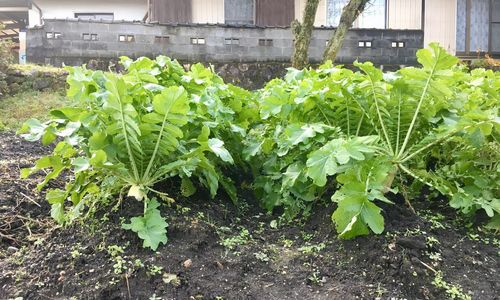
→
(0, 131, 498, 300)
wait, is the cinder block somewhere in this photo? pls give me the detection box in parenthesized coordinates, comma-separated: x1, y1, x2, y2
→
(27, 20, 424, 67)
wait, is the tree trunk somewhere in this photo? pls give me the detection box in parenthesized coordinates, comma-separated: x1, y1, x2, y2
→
(291, 0, 320, 69)
(323, 0, 370, 63)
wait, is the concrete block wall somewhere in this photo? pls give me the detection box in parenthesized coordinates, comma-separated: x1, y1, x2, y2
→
(27, 19, 423, 67)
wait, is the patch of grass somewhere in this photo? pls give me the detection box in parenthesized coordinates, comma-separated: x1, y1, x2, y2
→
(9, 63, 66, 75)
(432, 271, 472, 300)
(0, 90, 70, 131)
(219, 226, 252, 254)
(298, 242, 326, 255)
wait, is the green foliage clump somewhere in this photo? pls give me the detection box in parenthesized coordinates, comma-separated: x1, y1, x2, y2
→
(19, 56, 256, 250)
(19, 44, 499, 249)
(0, 24, 14, 96)
(0, 34, 14, 69)
(245, 43, 499, 238)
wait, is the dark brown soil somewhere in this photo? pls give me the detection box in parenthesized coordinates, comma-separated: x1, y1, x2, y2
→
(0, 131, 498, 300)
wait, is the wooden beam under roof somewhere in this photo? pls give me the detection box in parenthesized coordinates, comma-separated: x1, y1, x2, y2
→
(0, 32, 18, 38)
(0, 22, 24, 30)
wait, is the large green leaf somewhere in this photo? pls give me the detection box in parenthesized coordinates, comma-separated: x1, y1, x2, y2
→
(122, 199, 168, 251)
(208, 138, 234, 163)
(152, 86, 189, 118)
(306, 136, 378, 186)
(259, 86, 290, 119)
(332, 195, 384, 239)
(417, 43, 459, 71)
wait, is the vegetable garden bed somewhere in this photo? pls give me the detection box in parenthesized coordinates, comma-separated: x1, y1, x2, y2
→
(0, 131, 498, 299)
(0, 44, 499, 299)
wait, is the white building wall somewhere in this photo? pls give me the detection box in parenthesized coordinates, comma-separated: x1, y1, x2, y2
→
(295, 0, 327, 26)
(424, 0, 457, 53)
(192, 0, 224, 24)
(387, 0, 422, 30)
(28, 0, 147, 27)
(28, 6, 42, 27)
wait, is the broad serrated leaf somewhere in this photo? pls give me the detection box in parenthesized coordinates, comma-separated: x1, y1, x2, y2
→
(260, 86, 289, 119)
(306, 137, 377, 186)
(153, 86, 189, 117)
(122, 199, 168, 251)
(287, 123, 324, 146)
(243, 139, 264, 160)
(306, 145, 338, 186)
(332, 195, 384, 239)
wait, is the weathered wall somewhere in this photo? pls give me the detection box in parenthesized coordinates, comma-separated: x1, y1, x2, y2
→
(224, 0, 254, 25)
(0, 61, 281, 94)
(0, 65, 67, 97)
(28, 0, 147, 26)
(27, 19, 423, 67)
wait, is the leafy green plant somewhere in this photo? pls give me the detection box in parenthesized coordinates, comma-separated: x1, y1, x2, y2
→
(432, 271, 472, 300)
(19, 57, 253, 250)
(298, 242, 326, 254)
(0, 24, 13, 97)
(245, 43, 499, 238)
(122, 198, 168, 249)
(220, 227, 252, 251)
(18, 45, 498, 248)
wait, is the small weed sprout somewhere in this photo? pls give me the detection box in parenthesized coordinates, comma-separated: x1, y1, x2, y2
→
(254, 251, 270, 262)
(70, 249, 82, 259)
(432, 271, 472, 300)
(221, 227, 252, 251)
(148, 265, 164, 276)
(426, 236, 440, 248)
(301, 231, 314, 241)
(299, 243, 326, 255)
(307, 271, 325, 286)
(374, 283, 387, 298)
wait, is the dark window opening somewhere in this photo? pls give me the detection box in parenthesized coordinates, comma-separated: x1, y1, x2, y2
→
(258, 39, 273, 46)
(255, 0, 294, 27)
(224, 38, 240, 45)
(155, 36, 170, 43)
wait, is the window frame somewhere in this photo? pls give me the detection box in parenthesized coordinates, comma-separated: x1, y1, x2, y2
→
(327, 0, 387, 29)
(119, 34, 135, 43)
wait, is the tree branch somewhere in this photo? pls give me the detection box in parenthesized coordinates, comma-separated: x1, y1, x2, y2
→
(323, 0, 370, 63)
(291, 0, 320, 69)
